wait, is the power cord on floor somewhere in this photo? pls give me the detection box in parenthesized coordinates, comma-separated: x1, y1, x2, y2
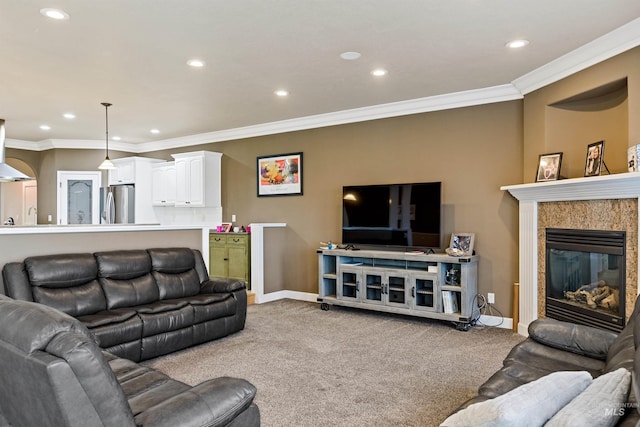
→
(473, 293, 504, 328)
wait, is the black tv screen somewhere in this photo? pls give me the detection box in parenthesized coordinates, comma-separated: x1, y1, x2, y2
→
(342, 182, 442, 250)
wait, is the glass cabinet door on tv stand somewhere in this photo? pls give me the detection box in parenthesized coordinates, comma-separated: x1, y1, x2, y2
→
(317, 248, 479, 331)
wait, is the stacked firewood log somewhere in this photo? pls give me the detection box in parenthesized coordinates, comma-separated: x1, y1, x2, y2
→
(564, 279, 620, 311)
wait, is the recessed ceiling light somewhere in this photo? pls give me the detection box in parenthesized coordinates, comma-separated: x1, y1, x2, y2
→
(187, 59, 206, 68)
(506, 39, 530, 49)
(275, 90, 289, 97)
(371, 69, 388, 77)
(39, 125, 51, 130)
(150, 129, 160, 134)
(340, 51, 361, 61)
(63, 113, 76, 119)
(112, 136, 121, 141)
(40, 8, 69, 20)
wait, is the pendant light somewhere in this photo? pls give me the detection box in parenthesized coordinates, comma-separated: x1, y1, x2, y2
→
(98, 102, 116, 170)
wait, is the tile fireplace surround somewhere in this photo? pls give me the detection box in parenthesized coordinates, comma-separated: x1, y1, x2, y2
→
(502, 172, 640, 336)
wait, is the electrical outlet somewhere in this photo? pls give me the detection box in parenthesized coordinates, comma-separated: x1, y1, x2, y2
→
(487, 293, 495, 304)
(231, 214, 236, 222)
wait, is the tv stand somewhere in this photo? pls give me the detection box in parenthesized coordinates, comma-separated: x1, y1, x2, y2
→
(317, 248, 479, 330)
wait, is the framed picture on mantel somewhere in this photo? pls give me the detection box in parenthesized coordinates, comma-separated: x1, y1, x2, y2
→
(535, 152, 563, 182)
(257, 152, 303, 197)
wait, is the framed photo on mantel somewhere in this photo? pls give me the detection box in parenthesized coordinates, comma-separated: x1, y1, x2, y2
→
(535, 152, 563, 182)
(584, 140, 605, 177)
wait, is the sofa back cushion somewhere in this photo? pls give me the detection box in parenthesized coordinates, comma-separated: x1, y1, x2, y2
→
(25, 253, 106, 317)
(0, 295, 134, 427)
(95, 250, 159, 309)
(148, 248, 201, 299)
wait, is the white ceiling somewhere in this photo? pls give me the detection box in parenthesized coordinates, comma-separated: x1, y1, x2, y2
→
(2, 1, 640, 152)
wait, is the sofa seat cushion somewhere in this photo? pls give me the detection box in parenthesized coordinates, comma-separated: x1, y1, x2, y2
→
(118, 368, 192, 416)
(137, 301, 195, 337)
(186, 293, 237, 323)
(78, 309, 143, 349)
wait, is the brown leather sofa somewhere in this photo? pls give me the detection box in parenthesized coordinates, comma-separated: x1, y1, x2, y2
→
(0, 294, 259, 426)
(2, 247, 247, 362)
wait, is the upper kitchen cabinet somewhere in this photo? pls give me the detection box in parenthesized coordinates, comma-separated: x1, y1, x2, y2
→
(107, 157, 165, 223)
(151, 162, 176, 206)
(108, 157, 162, 186)
(171, 151, 222, 208)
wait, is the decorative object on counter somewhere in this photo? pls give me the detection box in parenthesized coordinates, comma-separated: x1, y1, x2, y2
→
(257, 152, 303, 197)
(245, 225, 251, 233)
(535, 152, 563, 182)
(628, 144, 640, 172)
(447, 232, 475, 256)
(240, 225, 246, 233)
(221, 222, 232, 232)
(584, 140, 609, 177)
(98, 102, 116, 170)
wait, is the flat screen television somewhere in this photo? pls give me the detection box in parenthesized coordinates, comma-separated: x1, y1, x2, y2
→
(342, 182, 442, 251)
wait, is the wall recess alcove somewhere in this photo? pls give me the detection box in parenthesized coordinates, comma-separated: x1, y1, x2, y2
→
(546, 78, 629, 178)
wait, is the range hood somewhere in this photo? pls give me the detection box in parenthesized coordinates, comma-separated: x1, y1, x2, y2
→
(0, 119, 32, 182)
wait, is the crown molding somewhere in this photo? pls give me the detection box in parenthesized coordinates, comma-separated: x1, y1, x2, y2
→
(513, 17, 640, 95)
(136, 84, 522, 152)
(6, 138, 135, 153)
(6, 84, 523, 153)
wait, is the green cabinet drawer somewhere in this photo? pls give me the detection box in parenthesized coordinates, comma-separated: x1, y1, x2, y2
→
(227, 235, 248, 246)
(210, 235, 227, 246)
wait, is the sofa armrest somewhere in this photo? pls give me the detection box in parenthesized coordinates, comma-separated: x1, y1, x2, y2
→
(528, 318, 618, 360)
(134, 377, 257, 427)
(200, 278, 246, 294)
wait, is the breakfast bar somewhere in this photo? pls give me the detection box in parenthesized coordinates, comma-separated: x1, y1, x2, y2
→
(0, 224, 207, 293)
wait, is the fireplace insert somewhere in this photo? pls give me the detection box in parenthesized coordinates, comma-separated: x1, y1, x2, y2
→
(545, 228, 625, 332)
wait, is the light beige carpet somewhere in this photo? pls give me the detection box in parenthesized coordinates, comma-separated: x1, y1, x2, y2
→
(143, 299, 524, 427)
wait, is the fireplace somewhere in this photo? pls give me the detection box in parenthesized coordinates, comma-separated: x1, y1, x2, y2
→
(545, 228, 626, 332)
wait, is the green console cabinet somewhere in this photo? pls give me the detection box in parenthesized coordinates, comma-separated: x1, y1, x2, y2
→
(209, 232, 251, 289)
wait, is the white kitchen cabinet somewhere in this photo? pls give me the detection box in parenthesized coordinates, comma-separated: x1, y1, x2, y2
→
(106, 156, 165, 223)
(171, 151, 222, 207)
(151, 162, 176, 206)
(108, 158, 136, 185)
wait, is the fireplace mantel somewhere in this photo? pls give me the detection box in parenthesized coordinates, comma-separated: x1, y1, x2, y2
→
(501, 172, 640, 335)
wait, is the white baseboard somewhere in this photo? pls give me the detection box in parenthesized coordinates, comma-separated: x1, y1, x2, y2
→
(257, 291, 515, 331)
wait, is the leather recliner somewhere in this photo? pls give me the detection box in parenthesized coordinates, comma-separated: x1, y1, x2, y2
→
(0, 294, 260, 427)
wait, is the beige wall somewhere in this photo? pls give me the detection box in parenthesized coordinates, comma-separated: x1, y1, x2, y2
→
(8, 101, 524, 314)
(148, 101, 524, 311)
(524, 46, 640, 181)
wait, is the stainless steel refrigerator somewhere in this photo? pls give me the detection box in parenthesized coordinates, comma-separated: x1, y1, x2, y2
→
(100, 185, 135, 224)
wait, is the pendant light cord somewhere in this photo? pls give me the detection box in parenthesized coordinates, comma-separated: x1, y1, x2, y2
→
(101, 102, 112, 158)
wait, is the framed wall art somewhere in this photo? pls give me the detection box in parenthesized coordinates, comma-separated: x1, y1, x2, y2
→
(584, 140, 605, 177)
(535, 152, 563, 182)
(257, 152, 303, 197)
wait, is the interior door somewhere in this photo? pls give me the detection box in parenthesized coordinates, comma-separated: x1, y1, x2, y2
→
(57, 171, 101, 225)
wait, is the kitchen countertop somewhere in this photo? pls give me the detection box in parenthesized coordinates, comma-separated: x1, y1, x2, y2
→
(0, 224, 208, 235)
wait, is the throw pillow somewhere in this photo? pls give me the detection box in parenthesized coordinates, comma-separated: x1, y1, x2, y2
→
(440, 371, 592, 427)
(545, 367, 630, 427)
